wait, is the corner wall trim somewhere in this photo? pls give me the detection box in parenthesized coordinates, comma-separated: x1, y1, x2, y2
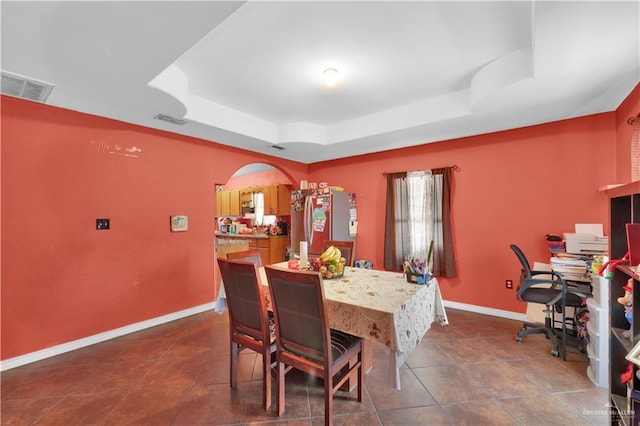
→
(1, 302, 217, 372)
(443, 300, 528, 322)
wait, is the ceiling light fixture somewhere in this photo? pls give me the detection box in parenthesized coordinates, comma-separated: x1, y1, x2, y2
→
(323, 68, 339, 86)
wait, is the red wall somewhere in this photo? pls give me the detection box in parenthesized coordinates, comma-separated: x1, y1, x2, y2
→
(615, 84, 640, 183)
(2, 84, 639, 361)
(0, 96, 306, 360)
(309, 109, 636, 312)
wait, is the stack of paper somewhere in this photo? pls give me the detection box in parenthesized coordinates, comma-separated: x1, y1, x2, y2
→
(550, 254, 591, 282)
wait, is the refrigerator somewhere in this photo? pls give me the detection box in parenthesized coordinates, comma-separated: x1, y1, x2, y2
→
(290, 189, 356, 256)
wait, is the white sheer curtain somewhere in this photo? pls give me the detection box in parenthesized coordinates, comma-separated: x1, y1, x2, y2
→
(385, 167, 456, 276)
(406, 170, 434, 260)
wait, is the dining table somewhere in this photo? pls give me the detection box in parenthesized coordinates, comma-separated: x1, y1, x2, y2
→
(257, 262, 449, 390)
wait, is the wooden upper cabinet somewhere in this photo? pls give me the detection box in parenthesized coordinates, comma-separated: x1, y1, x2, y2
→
(228, 190, 240, 216)
(261, 184, 291, 215)
(216, 190, 228, 217)
(217, 184, 290, 217)
(216, 189, 241, 217)
(277, 184, 291, 215)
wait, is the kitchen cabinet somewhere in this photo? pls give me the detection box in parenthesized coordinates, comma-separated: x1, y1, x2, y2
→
(216, 189, 240, 217)
(217, 185, 289, 217)
(604, 181, 640, 424)
(229, 190, 240, 216)
(260, 184, 291, 215)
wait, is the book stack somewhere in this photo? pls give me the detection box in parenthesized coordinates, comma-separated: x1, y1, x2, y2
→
(550, 253, 592, 283)
(547, 240, 566, 254)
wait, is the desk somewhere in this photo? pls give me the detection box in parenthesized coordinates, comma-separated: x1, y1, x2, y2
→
(259, 263, 449, 389)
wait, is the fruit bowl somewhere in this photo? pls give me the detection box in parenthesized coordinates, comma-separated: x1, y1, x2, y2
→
(310, 257, 345, 279)
(311, 245, 347, 279)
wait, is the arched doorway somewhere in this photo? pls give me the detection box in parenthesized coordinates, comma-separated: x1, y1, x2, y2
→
(214, 163, 295, 304)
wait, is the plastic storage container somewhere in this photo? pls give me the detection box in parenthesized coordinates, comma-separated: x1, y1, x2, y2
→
(586, 297, 609, 388)
(591, 276, 609, 307)
(587, 298, 605, 331)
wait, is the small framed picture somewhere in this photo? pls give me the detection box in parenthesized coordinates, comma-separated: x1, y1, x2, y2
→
(171, 215, 188, 232)
(626, 339, 640, 367)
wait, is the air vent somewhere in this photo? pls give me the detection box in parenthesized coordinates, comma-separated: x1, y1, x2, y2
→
(271, 145, 285, 151)
(1, 70, 54, 103)
(154, 114, 187, 125)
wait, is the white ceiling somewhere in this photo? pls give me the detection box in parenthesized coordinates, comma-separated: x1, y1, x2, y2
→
(2, 1, 639, 164)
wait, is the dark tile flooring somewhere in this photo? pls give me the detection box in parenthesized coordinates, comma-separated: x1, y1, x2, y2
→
(1, 309, 609, 425)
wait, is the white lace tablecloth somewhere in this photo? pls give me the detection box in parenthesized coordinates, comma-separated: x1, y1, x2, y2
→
(258, 263, 449, 388)
(319, 267, 448, 359)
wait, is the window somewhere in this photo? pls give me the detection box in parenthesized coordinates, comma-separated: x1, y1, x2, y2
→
(384, 167, 457, 277)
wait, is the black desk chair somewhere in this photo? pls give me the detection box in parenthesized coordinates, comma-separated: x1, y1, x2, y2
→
(510, 244, 586, 360)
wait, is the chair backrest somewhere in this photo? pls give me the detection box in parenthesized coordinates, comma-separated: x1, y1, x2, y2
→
(264, 266, 331, 365)
(217, 257, 269, 342)
(510, 244, 555, 302)
(322, 240, 355, 267)
(510, 244, 532, 280)
(226, 248, 263, 266)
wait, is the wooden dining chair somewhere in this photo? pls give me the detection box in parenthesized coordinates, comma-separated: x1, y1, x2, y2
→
(322, 240, 355, 267)
(216, 257, 276, 410)
(264, 266, 364, 426)
(226, 248, 263, 266)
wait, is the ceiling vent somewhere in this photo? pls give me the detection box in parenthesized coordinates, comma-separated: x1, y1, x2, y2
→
(1, 70, 54, 103)
(154, 114, 187, 125)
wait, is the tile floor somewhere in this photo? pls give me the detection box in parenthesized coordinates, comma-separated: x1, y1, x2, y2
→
(1, 309, 609, 425)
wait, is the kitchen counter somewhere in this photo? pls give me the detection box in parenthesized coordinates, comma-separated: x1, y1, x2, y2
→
(215, 232, 287, 240)
(215, 232, 289, 265)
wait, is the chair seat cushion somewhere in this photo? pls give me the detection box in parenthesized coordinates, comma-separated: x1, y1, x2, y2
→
(283, 329, 362, 363)
(330, 330, 363, 362)
(522, 287, 584, 307)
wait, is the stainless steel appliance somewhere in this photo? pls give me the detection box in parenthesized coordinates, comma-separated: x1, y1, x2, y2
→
(290, 189, 356, 256)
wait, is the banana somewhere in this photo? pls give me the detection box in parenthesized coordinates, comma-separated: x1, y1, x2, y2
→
(333, 248, 342, 262)
(320, 245, 336, 262)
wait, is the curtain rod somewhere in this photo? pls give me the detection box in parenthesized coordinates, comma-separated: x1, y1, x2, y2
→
(382, 164, 459, 176)
(628, 112, 640, 125)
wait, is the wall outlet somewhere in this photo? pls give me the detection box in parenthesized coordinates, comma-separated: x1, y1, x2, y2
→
(96, 218, 110, 230)
(505, 279, 513, 289)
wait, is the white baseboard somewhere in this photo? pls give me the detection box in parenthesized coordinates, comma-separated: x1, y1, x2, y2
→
(0, 302, 217, 372)
(1, 300, 526, 371)
(443, 300, 528, 322)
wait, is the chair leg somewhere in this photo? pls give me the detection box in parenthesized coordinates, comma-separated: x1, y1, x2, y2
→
(276, 361, 286, 416)
(230, 341, 239, 389)
(325, 374, 333, 426)
(262, 350, 271, 410)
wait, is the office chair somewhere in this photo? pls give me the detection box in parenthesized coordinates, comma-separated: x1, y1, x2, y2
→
(322, 240, 355, 267)
(510, 244, 586, 360)
(264, 266, 364, 426)
(226, 248, 263, 266)
(217, 258, 276, 410)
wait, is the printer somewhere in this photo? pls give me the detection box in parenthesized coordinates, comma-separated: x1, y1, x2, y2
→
(563, 233, 609, 255)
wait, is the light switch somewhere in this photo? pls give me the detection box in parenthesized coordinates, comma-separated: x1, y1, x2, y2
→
(96, 218, 110, 230)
